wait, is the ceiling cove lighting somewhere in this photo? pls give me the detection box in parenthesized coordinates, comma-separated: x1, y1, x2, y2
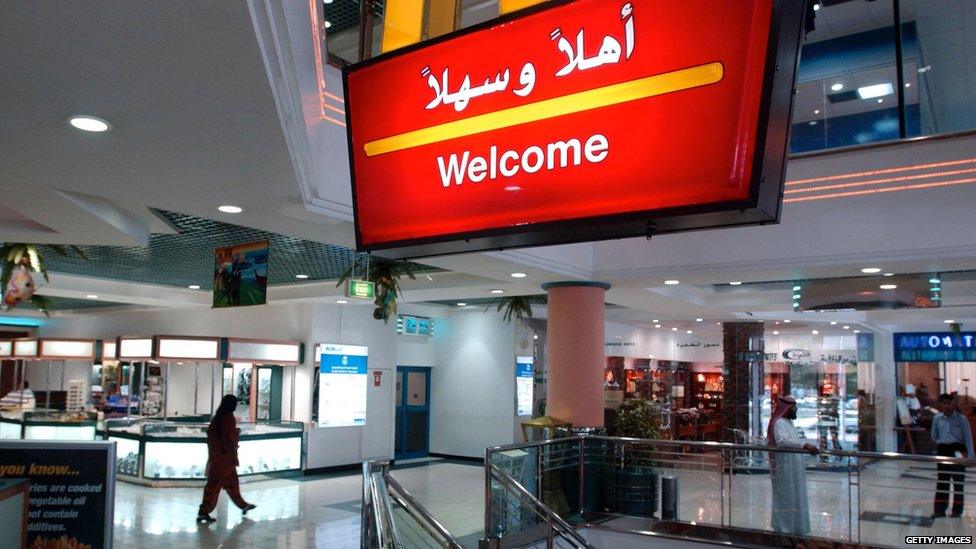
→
(861, 267, 881, 274)
(217, 205, 243, 214)
(664, 280, 680, 285)
(67, 115, 111, 132)
(729, 281, 742, 286)
(857, 82, 894, 100)
(510, 272, 527, 278)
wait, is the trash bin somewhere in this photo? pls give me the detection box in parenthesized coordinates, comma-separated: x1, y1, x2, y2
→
(661, 473, 679, 521)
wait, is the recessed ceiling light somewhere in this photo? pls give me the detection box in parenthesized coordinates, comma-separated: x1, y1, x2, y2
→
(324, 20, 332, 28)
(188, 285, 200, 290)
(813, 109, 820, 115)
(773, 330, 780, 335)
(295, 274, 309, 279)
(85, 294, 99, 299)
(729, 281, 742, 286)
(783, 320, 791, 323)
(67, 115, 111, 132)
(830, 321, 837, 325)
(792, 285, 802, 291)
(812, 330, 819, 335)
(336, 299, 348, 304)
(861, 267, 881, 274)
(877, 98, 884, 103)
(716, 322, 721, 325)
(930, 277, 942, 284)
(671, 327, 678, 331)
(664, 280, 680, 285)
(654, 324, 661, 328)
(510, 272, 527, 278)
(533, 334, 538, 340)
(813, 2, 820, 10)
(686, 330, 693, 334)
(490, 289, 504, 294)
(857, 82, 894, 100)
(696, 318, 703, 322)
(217, 205, 243, 214)
(905, 82, 911, 88)
(843, 325, 850, 330)
(945, 319, 956, 324)
(831, 82, 844, 91)
(918, 65, 931, 74)
(880, 284, 898, 290)
(456, 302, 467, 306)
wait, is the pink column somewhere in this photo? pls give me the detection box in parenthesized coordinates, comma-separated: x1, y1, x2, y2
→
(543, 281, 610, 428)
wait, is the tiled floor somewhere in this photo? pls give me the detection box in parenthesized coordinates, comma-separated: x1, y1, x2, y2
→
(110, 457, 974, 548)
(111, 460, 485, 548)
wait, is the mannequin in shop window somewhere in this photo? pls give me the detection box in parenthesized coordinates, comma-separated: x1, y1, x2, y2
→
(197, 395, 256, 524)
(768, 394, 819, 535)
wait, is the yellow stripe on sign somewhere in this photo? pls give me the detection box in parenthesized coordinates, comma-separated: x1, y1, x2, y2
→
(364, 61, 724, 157)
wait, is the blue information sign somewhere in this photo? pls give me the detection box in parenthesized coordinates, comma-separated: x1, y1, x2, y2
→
(894, 332, 976, 362)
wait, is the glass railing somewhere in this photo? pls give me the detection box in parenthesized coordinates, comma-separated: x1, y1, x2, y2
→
(486, 435, 976, 548)
(361, 459, 464, 549)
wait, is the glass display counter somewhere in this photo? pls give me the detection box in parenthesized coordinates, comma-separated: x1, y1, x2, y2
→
(104, 418, 304, 486)
(0, 410, 98, 441)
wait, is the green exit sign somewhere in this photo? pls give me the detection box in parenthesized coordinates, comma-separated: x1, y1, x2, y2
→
(345, 279, 375, 300)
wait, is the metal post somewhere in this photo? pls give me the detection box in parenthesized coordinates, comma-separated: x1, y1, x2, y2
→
(484, 449, 493, 538)
(127, 363, 134, 419)
(893, 0, 907, 139)
(578, 437, 585, 516)
(164, 362, 170, 420)
(546, 515, 554, 548)
(45, 360, 51, 410)
(140, 362, 147, 416)
(290, 365, 296, 421)
(193, 363, 199, 415)
(210, 362, 216, 416)
(17, 360, 24, 407)
(59, 359, 66, 391)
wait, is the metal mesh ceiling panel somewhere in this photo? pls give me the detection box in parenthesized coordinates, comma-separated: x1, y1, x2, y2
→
(34, 210, 432, 290)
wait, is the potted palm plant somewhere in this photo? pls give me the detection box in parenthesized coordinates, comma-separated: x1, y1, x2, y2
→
(612, 398, 662, 517)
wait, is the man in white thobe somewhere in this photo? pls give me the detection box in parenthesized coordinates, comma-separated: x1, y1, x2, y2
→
(767, 394, 820, 535)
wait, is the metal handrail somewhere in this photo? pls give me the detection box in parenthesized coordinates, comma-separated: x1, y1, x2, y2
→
(361, 460, 401, 548)
(486, 459, 596, 548)
(488, 434, 976, 467)
(385, 474, 464, 549)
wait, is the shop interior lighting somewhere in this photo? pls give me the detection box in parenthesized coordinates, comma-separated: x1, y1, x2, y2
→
(671, 327, 678, 331)
(295, 274, 309, 279)
(879, 284, 898, 290)
(792, 294, 801, 299)
(324, 20, 331, 28)
(664, 280, 680, 285)
(857, 82, 894, 100)
(861, 267, 881, 274)
(336, 299, 348, 304)
(67, 115, 111, 132)
(510, 272, 527, 278)
(843, 325, 850, 330)
(854, 330, 861, 333)
(905, 82, 911, 88)
(812, 330, 819, 335)
(654, 324, 661, 328)
(188, 284, 201, 289)
(490, 289, 504, 294)
(945, 319, 956, 324)
(830, 321, 837, 325)
(533, 334, 538, 340)
(772, 330, 780, 335)
(830, 82, 844, 91)
(652, 319, 659, 323)
(456, 302, 466, 306)
(930, 277, 942, 284)
(883, 273, 894, 277)
(85, 294, 98, 299)
(217, 205, 243, 214)
(813, 109, 820, 115)
(877, 98, 884, 104)
(792, 285, 802, 291)
(813, 3, 820, 10)
(686, 330, 693, 334)
(695, 318, 703, 322)
(729, 281, 742, 286)
(783, 320, 791, 323)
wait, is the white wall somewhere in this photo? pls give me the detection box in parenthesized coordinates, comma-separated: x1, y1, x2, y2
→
(431, 309, 516, 458)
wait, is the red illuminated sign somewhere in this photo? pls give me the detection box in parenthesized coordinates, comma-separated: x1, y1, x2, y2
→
(344, 0, 805, 258)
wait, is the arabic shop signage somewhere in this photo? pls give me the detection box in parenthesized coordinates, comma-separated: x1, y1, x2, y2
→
(343, 0, 805, 258)
(895, 332, 976, 362)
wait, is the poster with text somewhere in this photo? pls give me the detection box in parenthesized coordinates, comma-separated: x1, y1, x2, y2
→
(318, 344, 368, 427)
(0, 440, 115, 549)
(213, 240, 269, 308)
(516, 356, 534, 416)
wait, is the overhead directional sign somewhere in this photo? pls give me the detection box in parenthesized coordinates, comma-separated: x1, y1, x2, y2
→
(344, 0, 805, 258)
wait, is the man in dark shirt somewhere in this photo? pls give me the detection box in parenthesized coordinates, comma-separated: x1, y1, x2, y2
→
(932, 393, 975, 518)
